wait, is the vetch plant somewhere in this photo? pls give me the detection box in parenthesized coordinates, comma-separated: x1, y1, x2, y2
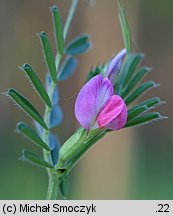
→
(6, 0, 166, 199)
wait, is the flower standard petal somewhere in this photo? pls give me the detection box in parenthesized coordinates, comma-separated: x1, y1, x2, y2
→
(106, 48, 126, 83)
(75, 74, 114, 130)
(96, 95, 127, 130)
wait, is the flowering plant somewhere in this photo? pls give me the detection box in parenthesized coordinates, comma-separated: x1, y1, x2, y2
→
(6, 0, 165, 199)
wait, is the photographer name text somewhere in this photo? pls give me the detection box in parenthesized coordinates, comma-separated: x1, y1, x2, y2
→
(2, 203, 96, 215)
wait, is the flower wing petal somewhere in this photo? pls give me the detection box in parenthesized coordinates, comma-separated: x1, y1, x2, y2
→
(97, 95, 127, 130)
(75, 74, 113, 129)
(107, 102, 128, 130)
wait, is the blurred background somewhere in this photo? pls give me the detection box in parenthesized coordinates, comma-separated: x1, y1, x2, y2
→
(0, 0, 172, 199)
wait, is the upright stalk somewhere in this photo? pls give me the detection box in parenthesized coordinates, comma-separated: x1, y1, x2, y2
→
(42, 53, 62, 200)
(63, 0, 78, 40)
(46, 169, 59, 200)
(42, 0, 79, 199)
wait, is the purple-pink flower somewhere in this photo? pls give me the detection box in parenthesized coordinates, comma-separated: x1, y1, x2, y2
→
(106, 48, 126, 84)
(75, 74, 128, 131)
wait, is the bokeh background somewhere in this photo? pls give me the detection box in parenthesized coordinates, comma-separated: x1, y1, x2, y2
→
(0, 0, 172, 199)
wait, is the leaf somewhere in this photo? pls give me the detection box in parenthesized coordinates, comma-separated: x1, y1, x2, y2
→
(7, 89, 48, 129)
(51, 5, 64, 56)
(127, 105, 148, 122)
(127, 97, 163, 123)
(21, 64, 51, 108)
(117, 53, 144, 94)
(59, 174, 69, 198)
(121, 67, 151, 98)
(51, 87, 59, 105)
(58, 56, 78, 80)
(125, 112, 165, 127)
(17, 122, 50, 151)
(51, 146, 59, 166)
(123, 54, 144, 86)
(21, 150, 54, 168)
(46, 73, 59, 105)
(39, 32, 57, 83)
(34, 121, 43, 136)
(85, 65, 101, 82)
(49, 105, 63, 128)
(136, 97, 162, 109)
(117, 0, 131, 53)
(124, 81, 157, 106)
(46, 72, 52, 87)
(65, 34, 91, 55)
(49, 133, 60, 166)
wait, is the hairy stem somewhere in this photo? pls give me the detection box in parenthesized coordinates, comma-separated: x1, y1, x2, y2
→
(43, 0, 79, 199)
(42, 37, 64, 200)
(42, 48, 62, 200)
(42, 81, 57, 199)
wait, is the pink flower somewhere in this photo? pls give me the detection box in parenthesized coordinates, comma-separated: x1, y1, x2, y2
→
(75, 74, 127, 130)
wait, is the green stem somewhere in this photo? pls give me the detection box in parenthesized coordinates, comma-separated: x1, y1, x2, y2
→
(42, 81, 57, 199)
(63, 0, 78, 40)
(42, 39, 64, 200)
(57, 128, 106, 172)
(46, 170, 59, 200)
(43, 0, 79, 199)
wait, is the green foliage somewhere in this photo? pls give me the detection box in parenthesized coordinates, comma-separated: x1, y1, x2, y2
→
(7, 1, 90, 173)
(125, 112, 165, 127)
(115, 2, 163, 129)
(51, 6, 64, 56)
(49, 133, 60, 166)
(7, 89, 47, 129)
(17, 122, 50, 151)
(121, 67, 151, 98)
(21, 64, 51, 108)
(39, 32, 57, 83)
(58, 56, 78, 80)
(117, 53, 144, 95)
(127, 105, 148, 122)
(136, 97, 162, 109)
(65, 34, 91, 55)
(6, 0, 93, 199)
(21, 150, 54, 168)
(85, 65, 101, 82)
(114, 49, 164, 127)
(126, 97, 162, 123)
(125, 81, 157, 106)
(117, 0, 131, 53)
(49, 105, 63, 128)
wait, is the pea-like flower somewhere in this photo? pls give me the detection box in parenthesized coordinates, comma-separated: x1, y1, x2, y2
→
(75, 74, 128, 131)
(106, 48, 126, 84)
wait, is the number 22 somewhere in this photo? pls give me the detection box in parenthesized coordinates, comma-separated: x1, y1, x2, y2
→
(158, 204, 169, 212)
